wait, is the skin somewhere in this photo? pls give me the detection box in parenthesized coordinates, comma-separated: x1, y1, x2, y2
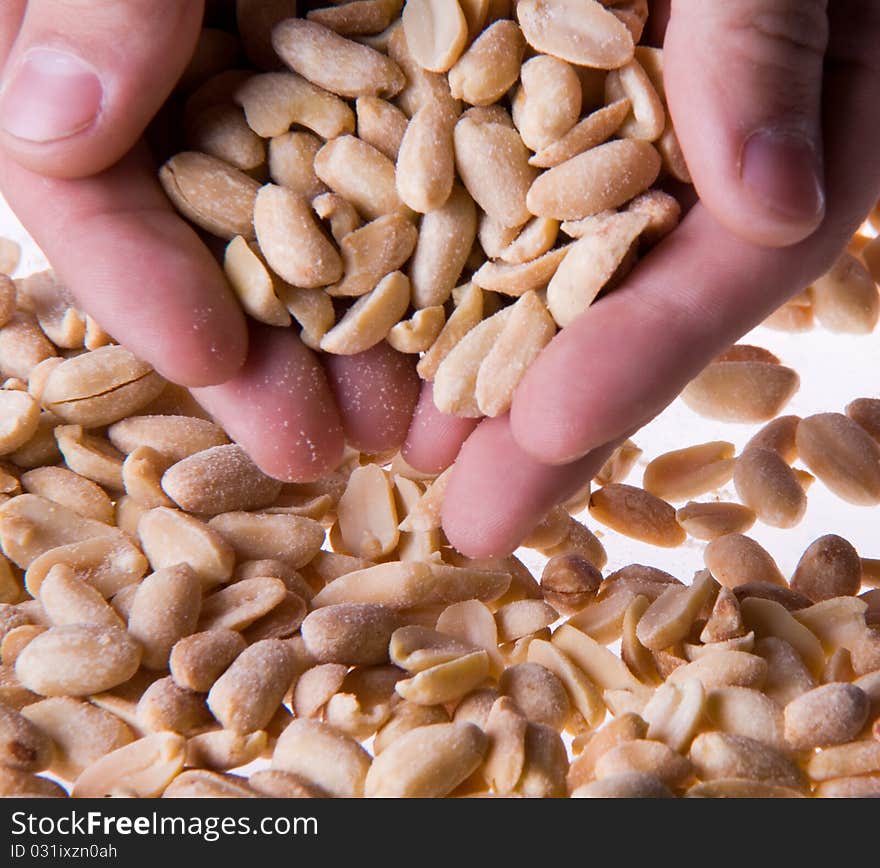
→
(1, 1, 879, 554)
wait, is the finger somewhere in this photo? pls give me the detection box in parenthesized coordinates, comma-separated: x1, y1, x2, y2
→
(0, 1, 25, 60)
(193, 322, 345, 483)
(512, 27, 880, 467)
(441, 414, 610, 559)
(322, 342, 420, 454)
(0, 144, 248, 386)
(402, 382, 479, 474)
(665, 0, 828, 247)
(0, 0, 203, 178)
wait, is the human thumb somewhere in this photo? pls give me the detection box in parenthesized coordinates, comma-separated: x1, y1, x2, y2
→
(664, 0, 828, 247)
(0, 0, 203, 179)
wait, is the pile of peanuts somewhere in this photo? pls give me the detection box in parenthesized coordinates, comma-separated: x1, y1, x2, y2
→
(1, 0, 880, 799)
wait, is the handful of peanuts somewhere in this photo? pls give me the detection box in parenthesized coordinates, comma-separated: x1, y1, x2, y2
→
(1, 0, 880, 799)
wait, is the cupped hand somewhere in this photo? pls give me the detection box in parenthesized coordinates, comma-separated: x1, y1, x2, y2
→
(405, 0, 880, 557)
(0, 0, 419, 482)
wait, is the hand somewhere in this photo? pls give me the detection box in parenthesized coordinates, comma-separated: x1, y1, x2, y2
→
(0, 1, 419, 481)
(404, 0, 880, 557)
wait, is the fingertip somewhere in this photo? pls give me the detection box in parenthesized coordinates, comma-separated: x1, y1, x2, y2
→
(402, 382, 479, 474)
(193, 323, 345, 483)
(323, 342, 420, 454)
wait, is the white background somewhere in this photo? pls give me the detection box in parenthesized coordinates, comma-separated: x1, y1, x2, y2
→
(3, 194, 879, 585)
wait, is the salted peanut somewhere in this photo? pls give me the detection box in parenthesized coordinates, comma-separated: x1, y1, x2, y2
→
(703, 533, 786, 589)
(267, 132, 327, 201)
(453, 111, 537, 227)
(475, 291, 556, 417)
(186, 729, 267, 772)
(496, 663, 569, 732)
(242, 591, 307, 644)
(605, 57, 665, 141)
(161, 444, 282, 516)
(298, 604, 393, 667)
(26, 358, 62, 406)
(589, 484, 686, 548)
(518, 0, 633, 67)
(595, 739, 691, 788)
(22, 697, 133, 780)
(478, 213, 520, 258)
(0, 312, 56, 381)
(272, 719, 371, 797)
(52, 426, 118, 493)
(159, 152, 259, 241)
(498, 218, 559, 265)
(390, 623, 478, 671)
(549, 213, 647, 325)
(846, 397, 880, 445)
(273, 285, 334, 351)
(208, 512, 324, 570)
(798, 412, 880, 505)
(783, 683, 869, 750)
(815, 773, 880, 798)
(480, 696, 526, 794)
(196, 577, 286, 634)
(791, 536, 863, 610)
(169, 630, 246, 694)
(592, 441, 640, 489)
(409, 192, 476, 312)
(521, 505, 570, 552)
(567, 713, 646, 788)
(435, 599, 501, 666)
(676, 501, 755, 542)
(385, 23, 458, 117)
(821, 647, 855, 683)
(704, 686, 784, 749)
(807, 741, 880, 782)
(667, 650, 767, 692)
(643, 442, 735, 504)
(0, 391, 39, 456)
(125, 565, 201, 670)
(387, 307, 445, 355)
(0, 239, 20, 279)
(689, 732, 804, 790)
(315, 135, 404, 221)
(812, 252, 879, 333)
(122, 446, 174, 509)
(187, 103, 265, 173)
(573, 771, 672, 798)
(527, 638, 605, 728)
(138, 508, 234, 589)
(701, 588, 747, 643)
(472, 245, 571, 298)
(393, 475, 442, 562)
(349, 104, 406, 176)
(336, 464, 399, 559)
(539, 555, 602, 616)
(329, 213, 417, 296)
(38, 564, 123, 630)
(736, 577, 815, 610)
(25, 536, 147, 598)
(433, 305, 512, 416)
(15, 272, 84, 351)
(136, 678, 211, 738)
(400, 0, 468, 73)
(307, 0, 401, 37)
(253, 184, 343, 289)
(323, 665, 401, 739)
(374, 701, 449, 755)
(625, 189, 680, 245)
(512, 55, 581, 152)
(0, 702, 52, 771)
(6, 412, 59, 470)
(209, 639, 300, 734)
(16, 624, 140, 697)
(551, 624, 643, 696)
(741, 602, 825, 684)
(373, 722, 487, 798)
(0, 275, 15, 331)
(495, 600, 558, 645)
(73, 733, 184, 798)
(620, 595, 659, 684)
(1, 625, 45, 664)
(246, 769, 323, 798)
(273, 18, 404, 98)
(684, 361, 800, 424)
(733, 447, 807, 529)
(447, 20, 525, 107)
(223, 236, 290, 327)
(686, 778, 805, 798)
(396, 101, 456, 214)
(528, 139, 659, 221)
(566, 590, 637, 645)
(163, 769, 258, 798)
(635, 571, 717, 652)
(638, 679, 703, 754)
(509, 721, 566, 797)
(417, 286, 481, 380)
(763, 299, 815, 332)
(108, 415, 227, 463)
(320, 271, 411, 355)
